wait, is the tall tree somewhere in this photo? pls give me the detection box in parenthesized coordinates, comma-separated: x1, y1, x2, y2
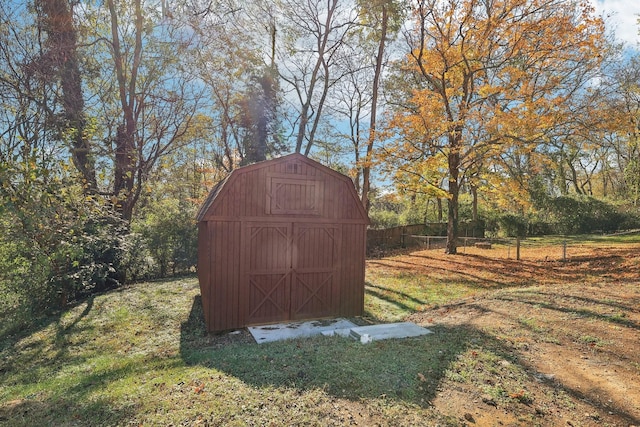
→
(238, 64, 281, 166)
(34, 0, 97, 191)
(188, 2, 248, 173)
(274, 0, 358, 155)
(604, 54, 640, 204)
(0, 3, 52, 164)
(83, 0, 207, 221)
(386, 0, 606, 253)
(188, 1, 283, 169)
(357, 0, 404, 213)
(106, 0, 141, 219)
(329, 48, 371, 194)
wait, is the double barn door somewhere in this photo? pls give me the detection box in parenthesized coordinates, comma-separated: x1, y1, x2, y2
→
(243, 222, 341, 325)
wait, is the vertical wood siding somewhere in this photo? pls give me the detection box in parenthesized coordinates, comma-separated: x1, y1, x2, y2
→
(339, 223, 366, 316)
(290, 224, 341, 320)
(197, 223, 211, 327)
(197, 154, 368, 332)
(243, 222, 292, 326)
(205, 221, 241, 331)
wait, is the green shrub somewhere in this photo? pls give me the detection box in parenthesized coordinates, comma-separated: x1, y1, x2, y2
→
(131, 199, 198, 279)
(120, 232, 158, 282)
(545, 196, 631, 234)
(527, 221, 555, 236)
(0, 178, 126, 335)
(368, 208, 402, 229)
(0, 233, 45, 335)
(498, 214, 527, 237)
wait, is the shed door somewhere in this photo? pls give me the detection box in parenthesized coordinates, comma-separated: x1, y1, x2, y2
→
(244, 223, 292, 325)
(243, 222, 340, 325)
(291, 224, 340, 320)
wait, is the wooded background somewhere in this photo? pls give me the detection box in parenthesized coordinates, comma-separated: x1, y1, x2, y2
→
(1, 0, 639, 332)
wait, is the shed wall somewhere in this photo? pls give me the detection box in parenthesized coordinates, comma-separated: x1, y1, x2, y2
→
(198, 154, 368, 332)
(339, 223, 366, 316)
(198, 221, 243, 331)
(197, 223, 210, 326)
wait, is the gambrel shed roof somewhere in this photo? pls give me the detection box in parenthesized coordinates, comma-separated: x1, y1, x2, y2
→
(196, 153, 369, 224)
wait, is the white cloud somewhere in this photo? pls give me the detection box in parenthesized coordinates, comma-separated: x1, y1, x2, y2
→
(592, 0, 640, 48)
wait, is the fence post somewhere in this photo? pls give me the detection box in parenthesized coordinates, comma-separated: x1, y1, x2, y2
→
(516, 237, 521, 261)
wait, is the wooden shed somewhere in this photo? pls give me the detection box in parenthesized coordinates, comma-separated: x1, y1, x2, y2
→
(196, 153, 369, 332)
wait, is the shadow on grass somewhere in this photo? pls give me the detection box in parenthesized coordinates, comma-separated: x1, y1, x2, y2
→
(369, 254, 530, 289)
(0, 275, 194, 358)
(0, 296, 96, 381)
(179, 295, 640, 425)
(178, 297, 505, 407)
(0, 354, 171, 426)
(364, 284, 421, 317)
(495, 293, 640, 331)
(367, 283, 429, 306)
(0, 295, 141, 427)
(528, 290, 640, 313)
(179, 295, 476, 405)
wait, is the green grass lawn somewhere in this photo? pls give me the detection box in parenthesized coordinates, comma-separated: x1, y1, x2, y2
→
(0, 272, 509, 426)
(2, 234, 639, 426)
(0, 276, 465, 426)
(364, 278, 478, 322)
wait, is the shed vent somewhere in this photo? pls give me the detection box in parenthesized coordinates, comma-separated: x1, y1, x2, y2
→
(287, 162, 300, 174)
(266, 174, 323, 215)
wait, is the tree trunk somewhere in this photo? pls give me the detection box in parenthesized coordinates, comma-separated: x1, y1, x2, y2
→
(293, 0, 338, 154)
(361, 2, 388, 214)
(471, 183, 478, 222)
(568, 159, 582, 195)
(39, 0, 97, 191)
(108, 0, 142, 221)
(295, 106, 309, 154)
(240, 68, 275, 166)
(446, 136, 461, 255)
(353, 148, 361, 195)
(113, 123, 136, 220)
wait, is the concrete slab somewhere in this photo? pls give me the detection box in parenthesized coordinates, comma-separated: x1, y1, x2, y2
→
(248, 318, 358, 344)
(349, 322, 432, 342)
(320, 328, 353, 338)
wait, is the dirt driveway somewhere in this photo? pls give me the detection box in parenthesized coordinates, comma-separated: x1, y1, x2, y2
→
(368, 242, 640, 426)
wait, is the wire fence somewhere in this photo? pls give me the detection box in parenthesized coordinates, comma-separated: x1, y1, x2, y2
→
(410, 236, 550, 260)
(370, 233, 629, 261)
(367, 225, 639, 260)
(409, 235, 614, 262)
(366, 223, 484, 256)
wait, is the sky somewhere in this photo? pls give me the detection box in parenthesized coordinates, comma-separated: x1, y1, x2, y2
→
(592, 0, 640, 49)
